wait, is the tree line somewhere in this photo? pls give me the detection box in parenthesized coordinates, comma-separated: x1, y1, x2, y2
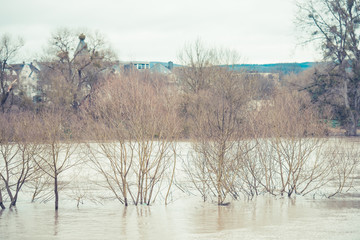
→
(0, 40, 358, 210)
(1, 0, 360, 210)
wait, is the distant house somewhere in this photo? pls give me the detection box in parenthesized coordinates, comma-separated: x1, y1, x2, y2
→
(122, 61, 174, 74)
(17, 62, 42, 102)
(7, 61, 42, 102)
(8, 31, 177, 103)
(8, 34, 92, 103)
(150, 63, 171, 74)
(128, 61, 150, 70)
(150, 62, 174, 75)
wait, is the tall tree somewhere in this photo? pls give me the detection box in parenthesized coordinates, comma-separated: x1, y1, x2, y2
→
(0, 112, 41, 208)
(178, 41, 254, 204)
(298, 0, 360, 135)
(177, 39, 241, 94)
(40, 28, 116, 110)
(185, 69, 250, 205)
(0, 34, 24, 112)
(85, 71, 179, 206)
(34, 109, 81, 210)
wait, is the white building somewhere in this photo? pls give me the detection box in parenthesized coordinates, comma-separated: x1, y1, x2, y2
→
(17, 62, 42, 101)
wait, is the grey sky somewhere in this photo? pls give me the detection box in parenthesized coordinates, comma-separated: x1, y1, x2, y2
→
(1, 0, 321, 64)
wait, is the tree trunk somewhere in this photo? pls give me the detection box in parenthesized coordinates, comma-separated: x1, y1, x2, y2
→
(123, 181, 128, 207)
(217, 162, 223, 205)
(0, 190, 5, 209)
(10, 191, 19, 208)
(345, 123, 357, 136)
(165, 148, 176, 205)
(345, 111, 358, 136)
(54, 176, 59, 210)
(5, 183, 14, 207)
(9, 199, 16, 208)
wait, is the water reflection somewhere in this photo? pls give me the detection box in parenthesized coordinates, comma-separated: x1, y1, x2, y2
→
(120, 207, 128, 237)
(1, 196, 360, 240)
(313, 198, 360, 209)
(54, 210, 59, 236)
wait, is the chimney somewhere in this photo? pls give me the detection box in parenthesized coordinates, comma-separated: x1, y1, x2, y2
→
(167, 61, 173, 70)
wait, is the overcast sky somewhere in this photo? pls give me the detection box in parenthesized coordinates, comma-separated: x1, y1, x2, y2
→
(1, 0, 321, 64)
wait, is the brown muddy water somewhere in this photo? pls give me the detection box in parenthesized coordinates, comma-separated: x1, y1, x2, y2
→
(1, 139, 360, 240)
(1, 195, 359, 240)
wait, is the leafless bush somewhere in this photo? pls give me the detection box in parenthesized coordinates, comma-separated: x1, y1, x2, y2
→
(84, 71, 180, 206)
(0, 112, 41, 208)
(28, 172, 52, 203)
(326, 139, 360, 198)
(182, 67, 252, 204)
(0, 114, 17, 209)
(249, 89, 332, 197)
(34, 109, 82, 210)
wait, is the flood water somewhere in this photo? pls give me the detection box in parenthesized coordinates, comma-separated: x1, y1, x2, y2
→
(1, 194, 360, 240)
(1, 139, 360, 239)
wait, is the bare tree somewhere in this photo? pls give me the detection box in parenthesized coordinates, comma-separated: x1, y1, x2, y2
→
(177, 39, 241, 94)
(184, 69, 252, 204)
(177, 41, 261, 204)
(182, 149, 210, 202)
(0, 114, 18, 208)
(176, 40, 245, 138)
(297, 0, 360, 135)
(39, 28, 116, 110)
(0, 112, 42, 208)
(326, 138, 359, 197)
(0, 34, 24, 112)
(10, 113, 41, 207)
(84, 71, 179, 206)
(28, 171, 52, 203)
(252, 89, 332, 197)
(34, 109, 81, 210)
(177, 39, 219, 94)
(0, 189, 5, 209)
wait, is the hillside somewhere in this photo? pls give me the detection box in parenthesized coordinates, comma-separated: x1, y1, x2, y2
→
(231, 62, 317, 74)
(151, 62, 317, 74)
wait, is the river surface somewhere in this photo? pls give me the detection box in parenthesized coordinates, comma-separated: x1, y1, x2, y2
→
(1, 194, 360, 240)
(1, 139, 360, 239)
